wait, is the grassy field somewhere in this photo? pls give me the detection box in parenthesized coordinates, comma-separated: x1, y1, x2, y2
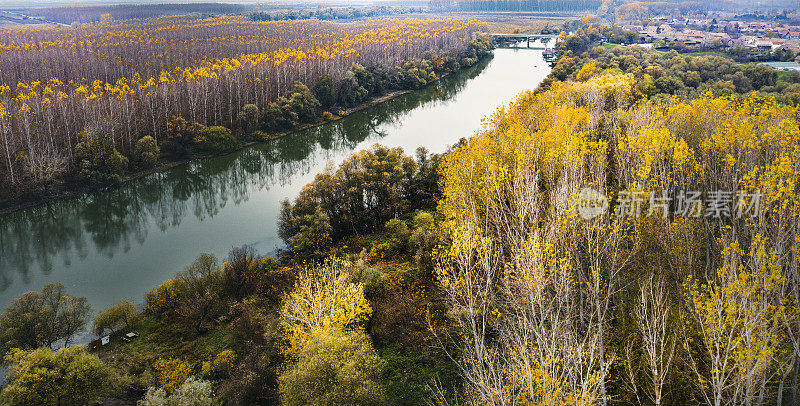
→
(470, 12, 572, 33)
(408, 11, 574, 34)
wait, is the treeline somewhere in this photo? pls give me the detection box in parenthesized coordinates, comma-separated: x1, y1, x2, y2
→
(104, 39, 487, 184)
(429, 0, 603, 12)
(615, 1, 706, 21)
(25, 3, 252, 24)
(0, 17, 488, 203)
(248, 6, 421, 22)
(549, 36, 800, 104)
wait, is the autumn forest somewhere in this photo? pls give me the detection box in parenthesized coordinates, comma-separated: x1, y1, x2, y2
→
(0, 16, 486, 202)
(0, 4, 799, 406)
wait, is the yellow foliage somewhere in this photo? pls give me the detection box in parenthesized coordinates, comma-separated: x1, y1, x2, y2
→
(201, 349, 236, 380)
(575, 61, 598, 81)
(436, 72, 800, 405)
(684, 234, 788, 402)
(144, 278, 185, 313)
(280, 258, 372, 349)
(153, 357, 192, 392)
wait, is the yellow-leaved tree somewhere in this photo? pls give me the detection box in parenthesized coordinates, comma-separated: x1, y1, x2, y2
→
(434, 73, 800, 405)
(685, 234, 788, 406)
(278, 258, 385, 406)
(280, 258, 372, 347)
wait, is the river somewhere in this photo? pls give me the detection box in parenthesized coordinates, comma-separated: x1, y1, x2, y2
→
(0, 44, 552, 313)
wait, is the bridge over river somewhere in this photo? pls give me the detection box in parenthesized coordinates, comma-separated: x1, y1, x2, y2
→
(489, 33, 555, 49)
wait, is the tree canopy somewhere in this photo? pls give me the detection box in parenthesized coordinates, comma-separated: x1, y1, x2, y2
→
(0, 283, 91, 352)
(0, 346, 124, 406)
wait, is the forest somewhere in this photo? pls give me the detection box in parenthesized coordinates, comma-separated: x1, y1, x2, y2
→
(1, 10, 799, 406)
(433, 74, 799, 406)
(3, 61, 798, 403)
(21, 4, 253, 24)
(0, 16, 488, 206)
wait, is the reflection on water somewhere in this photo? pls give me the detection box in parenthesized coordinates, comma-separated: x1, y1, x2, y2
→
(0, 47, 551, 311)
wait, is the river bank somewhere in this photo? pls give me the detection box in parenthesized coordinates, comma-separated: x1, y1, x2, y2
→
(0, 90, 412, 215)
(0, 46, 551, 313)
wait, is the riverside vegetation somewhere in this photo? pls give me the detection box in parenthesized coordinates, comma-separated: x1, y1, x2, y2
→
(2, 17, 800, 406)
(0, 16, 489, 207)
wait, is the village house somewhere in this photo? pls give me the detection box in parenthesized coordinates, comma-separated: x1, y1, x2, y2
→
(756, 39, 774, 51)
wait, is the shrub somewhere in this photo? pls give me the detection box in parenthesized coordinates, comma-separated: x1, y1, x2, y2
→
(93, 300, 137, 337)
(139, 387, 168, 406)
(153, 358, 193, 392)
(0, 347, 125, 406)
(408, 146, 443, 207)
(263, 83, 321, 130)
(370, 219, 411, 258)
(218, 340, 281, 404)
(251, 130, 273, 142)
(576, 61, 599, 81)
(169, 377, 215, 405)
(279, 144, 416, 242)
(74, 139, 129, 184)
(237, 104, 260, 134)
(313, 74, 336, 108)
(164, 116, 204, 157)
(199, 126, 239, 153)
(280, 259, 372, 345)
(175, 253, 226, 335)
(409, 212, 437, 269)
(140, 376, 214, 406)
(336, 71, 369, 107)
(385, 218, 410, 250)
(279, 205, 333, 260)
(201, 349, 236, 380)
(346, 263, 385, 300)
(351, 63, 376, 94)
(145, 278, 186, 314)
(134, 135, 160, 168)
(222, 245, 259, 299)
(0, 283, 91, 352)
(400, 65, 428, 89)
(279, 328, 386, 406)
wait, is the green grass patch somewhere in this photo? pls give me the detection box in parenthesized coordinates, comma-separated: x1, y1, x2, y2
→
(93, 313, 234, 385)
(378, 346, 460, 406)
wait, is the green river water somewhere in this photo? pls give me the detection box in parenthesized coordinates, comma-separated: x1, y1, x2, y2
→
(0, 45, 552, 315)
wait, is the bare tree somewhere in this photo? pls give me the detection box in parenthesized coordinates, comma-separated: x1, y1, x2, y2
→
(635, 273, 676, 406)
